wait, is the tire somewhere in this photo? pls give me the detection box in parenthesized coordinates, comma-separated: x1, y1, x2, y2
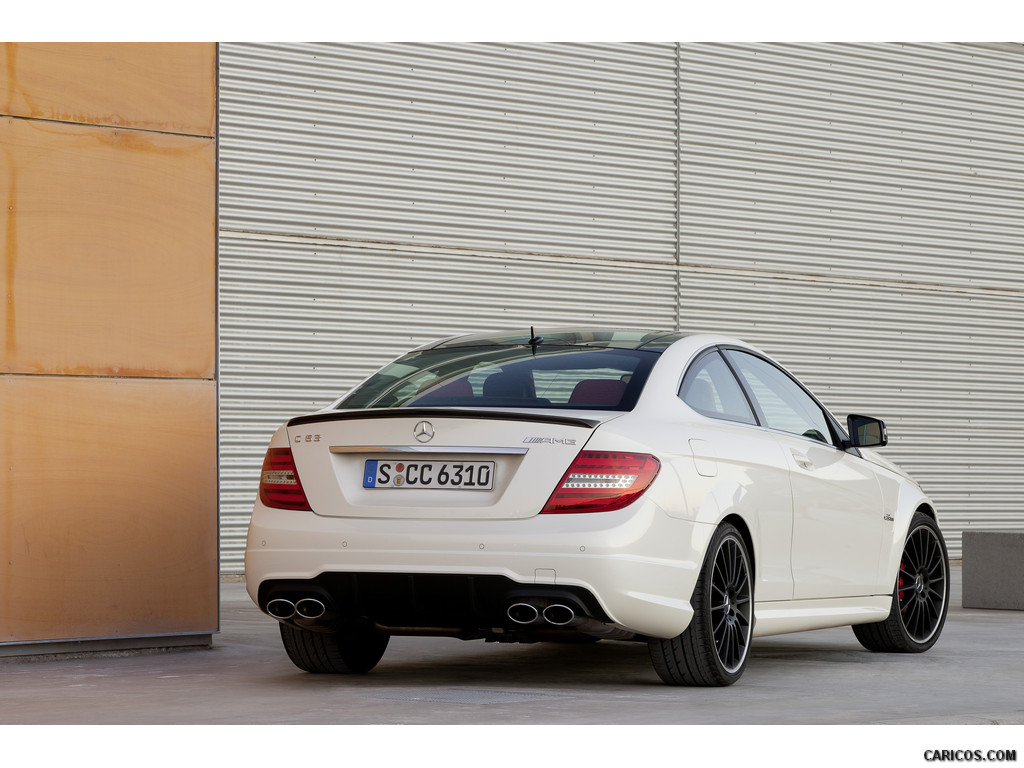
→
(649, 522, 753, 686)
(853, 511, 949, 653)
(279, 622, 390, 674)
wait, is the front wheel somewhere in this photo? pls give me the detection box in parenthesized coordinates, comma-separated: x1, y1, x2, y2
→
(648, 522, 753, 686)
(280, 622, 390, 674)
(853, 511, 949, 653)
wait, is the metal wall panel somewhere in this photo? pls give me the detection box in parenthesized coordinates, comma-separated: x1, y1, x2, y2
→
(219, 233, 677, 569)
(217, 43, 679, 570)
(680, 268, 1024, 558)
(678, 43, 1024, 291)
(677, 43, 1024, 557)
(219, 42, 677, 263)
(219, 42, 1024, 569)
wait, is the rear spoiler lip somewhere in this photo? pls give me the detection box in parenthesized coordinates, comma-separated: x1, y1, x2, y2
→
(287, 407, 609, 430)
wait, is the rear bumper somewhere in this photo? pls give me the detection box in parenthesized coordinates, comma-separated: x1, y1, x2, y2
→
(244, 498, 714, 639)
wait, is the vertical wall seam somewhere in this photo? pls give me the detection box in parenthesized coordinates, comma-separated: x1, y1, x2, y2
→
(674, 41, 682, 333)
(213, 42, 223, 603)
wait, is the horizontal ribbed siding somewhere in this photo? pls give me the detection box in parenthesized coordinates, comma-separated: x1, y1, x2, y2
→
(681, 268, 1024, 558)
(218, 42, 677, 263)
(679, 42, 1024, 292)
(678, 42, 1024, 557)
(218, 233, 677, 570)
(217, 42, 680, 570)
(219, 42, 1024, 569)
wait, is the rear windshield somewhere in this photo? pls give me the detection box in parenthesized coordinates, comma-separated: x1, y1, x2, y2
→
(337, 345, 659, 411)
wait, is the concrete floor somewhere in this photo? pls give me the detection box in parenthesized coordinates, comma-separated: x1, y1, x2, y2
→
(1, 564, 1022, 730)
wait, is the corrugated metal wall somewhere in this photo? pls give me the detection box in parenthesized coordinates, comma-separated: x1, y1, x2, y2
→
(219, 43, 678, 261)
(218, 43, 679, 569)
(219, 42, 1024, 570)
(676, 42, 1024, 559)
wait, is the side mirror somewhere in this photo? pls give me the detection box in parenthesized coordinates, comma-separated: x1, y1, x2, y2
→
(847, 414, 887, 448)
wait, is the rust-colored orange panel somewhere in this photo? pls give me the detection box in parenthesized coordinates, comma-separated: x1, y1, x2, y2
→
(0, 375, 217, 643)
(1, 43, 215, 136)
(1, 117, 215, 378)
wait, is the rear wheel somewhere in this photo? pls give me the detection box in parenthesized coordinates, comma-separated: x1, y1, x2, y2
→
(649, 523, 753, 686)
(853, 511, 949, 653)
(279, 622, 390, 674)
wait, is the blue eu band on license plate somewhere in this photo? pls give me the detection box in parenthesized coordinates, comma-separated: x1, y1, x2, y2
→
(363, 459, 494, 490)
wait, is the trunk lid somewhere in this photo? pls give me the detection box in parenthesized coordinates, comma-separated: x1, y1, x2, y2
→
(286, 408, 616, 520)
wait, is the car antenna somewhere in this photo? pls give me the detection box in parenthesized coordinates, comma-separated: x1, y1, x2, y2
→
(529, 326, 544, 356)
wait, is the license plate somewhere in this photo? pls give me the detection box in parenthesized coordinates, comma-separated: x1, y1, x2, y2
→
(363, 460, 495, 490)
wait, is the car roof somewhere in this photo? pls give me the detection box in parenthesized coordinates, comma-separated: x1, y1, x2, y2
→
(425, 327, 692, 351)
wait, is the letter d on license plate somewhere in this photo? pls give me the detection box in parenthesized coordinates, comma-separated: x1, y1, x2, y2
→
(363, 459, 494, 490)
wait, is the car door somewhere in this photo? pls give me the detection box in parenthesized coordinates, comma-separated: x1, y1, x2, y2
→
(679, 349, 794, 602)
(722, 349, 886, 600)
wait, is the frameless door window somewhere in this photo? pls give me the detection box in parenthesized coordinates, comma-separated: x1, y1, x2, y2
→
(724, 350, 834, 445)
(679, 351, 756, 425)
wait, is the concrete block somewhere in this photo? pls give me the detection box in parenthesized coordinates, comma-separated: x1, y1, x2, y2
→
(962, 531, 1024, 610)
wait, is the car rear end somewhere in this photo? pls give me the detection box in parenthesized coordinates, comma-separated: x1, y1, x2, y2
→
(245, 331, 705, 642)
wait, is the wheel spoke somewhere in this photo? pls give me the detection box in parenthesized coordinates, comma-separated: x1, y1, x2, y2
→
(899, 593, 915, 617)
(730, 544, 742, 585)
(907, 599, 922, 635)
(726, 625, 739, 667)
(925, 557, 945, 579)
(721, 545, 735, 586)
(713, 561, 728, 594)
(712, 610, 729, 638)
(716, 623, 728, 659)
(907, 533, 923, 572)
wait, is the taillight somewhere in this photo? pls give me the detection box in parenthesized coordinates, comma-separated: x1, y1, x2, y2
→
(541, 451, 661, 514)
(259, 447, 312, 511)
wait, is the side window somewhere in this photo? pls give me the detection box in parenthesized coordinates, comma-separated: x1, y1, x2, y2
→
(679, 351, 756, 425)
(724, 350, 834, 445)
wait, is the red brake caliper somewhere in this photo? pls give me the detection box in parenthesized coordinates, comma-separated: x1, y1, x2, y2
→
(898, 560, 905, 603)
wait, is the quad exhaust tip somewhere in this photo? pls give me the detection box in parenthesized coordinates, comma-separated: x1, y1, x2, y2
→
(542, 604, 575, 626)
(506, 602, 577, 626)
(506, 602, 541, 625)
(295, 598, 327, 620)
(266, 598, 296, 620)
(266, 597, 328, 621)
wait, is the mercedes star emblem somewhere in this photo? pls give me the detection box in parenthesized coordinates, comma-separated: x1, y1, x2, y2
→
(413, 420, 435, 443)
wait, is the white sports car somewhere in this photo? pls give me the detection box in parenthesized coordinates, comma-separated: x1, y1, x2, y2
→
(245, 328, 949, 686)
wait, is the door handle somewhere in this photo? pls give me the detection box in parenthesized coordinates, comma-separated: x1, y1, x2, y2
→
(791, 450, 814, 470)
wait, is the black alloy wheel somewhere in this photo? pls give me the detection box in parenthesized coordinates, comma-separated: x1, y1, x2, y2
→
(710, 532, 754, 673)
(853, 511, 949, 653)
(899, 521, 948, 643)
(649, 522, 753, 686)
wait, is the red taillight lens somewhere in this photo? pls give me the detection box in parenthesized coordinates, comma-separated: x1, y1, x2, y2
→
(259, 447, 312, 511)
(541, 451, 661, 514)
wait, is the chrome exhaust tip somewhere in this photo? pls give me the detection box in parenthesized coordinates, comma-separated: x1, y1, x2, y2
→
(507, 602, 541, 625)
(266, 598, 296, 620)
(294, 598, 327, 620)
(542, 604, 575, 626)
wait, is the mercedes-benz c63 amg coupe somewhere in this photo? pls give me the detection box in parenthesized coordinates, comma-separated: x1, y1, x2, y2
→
(245, 328, 949, 686)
